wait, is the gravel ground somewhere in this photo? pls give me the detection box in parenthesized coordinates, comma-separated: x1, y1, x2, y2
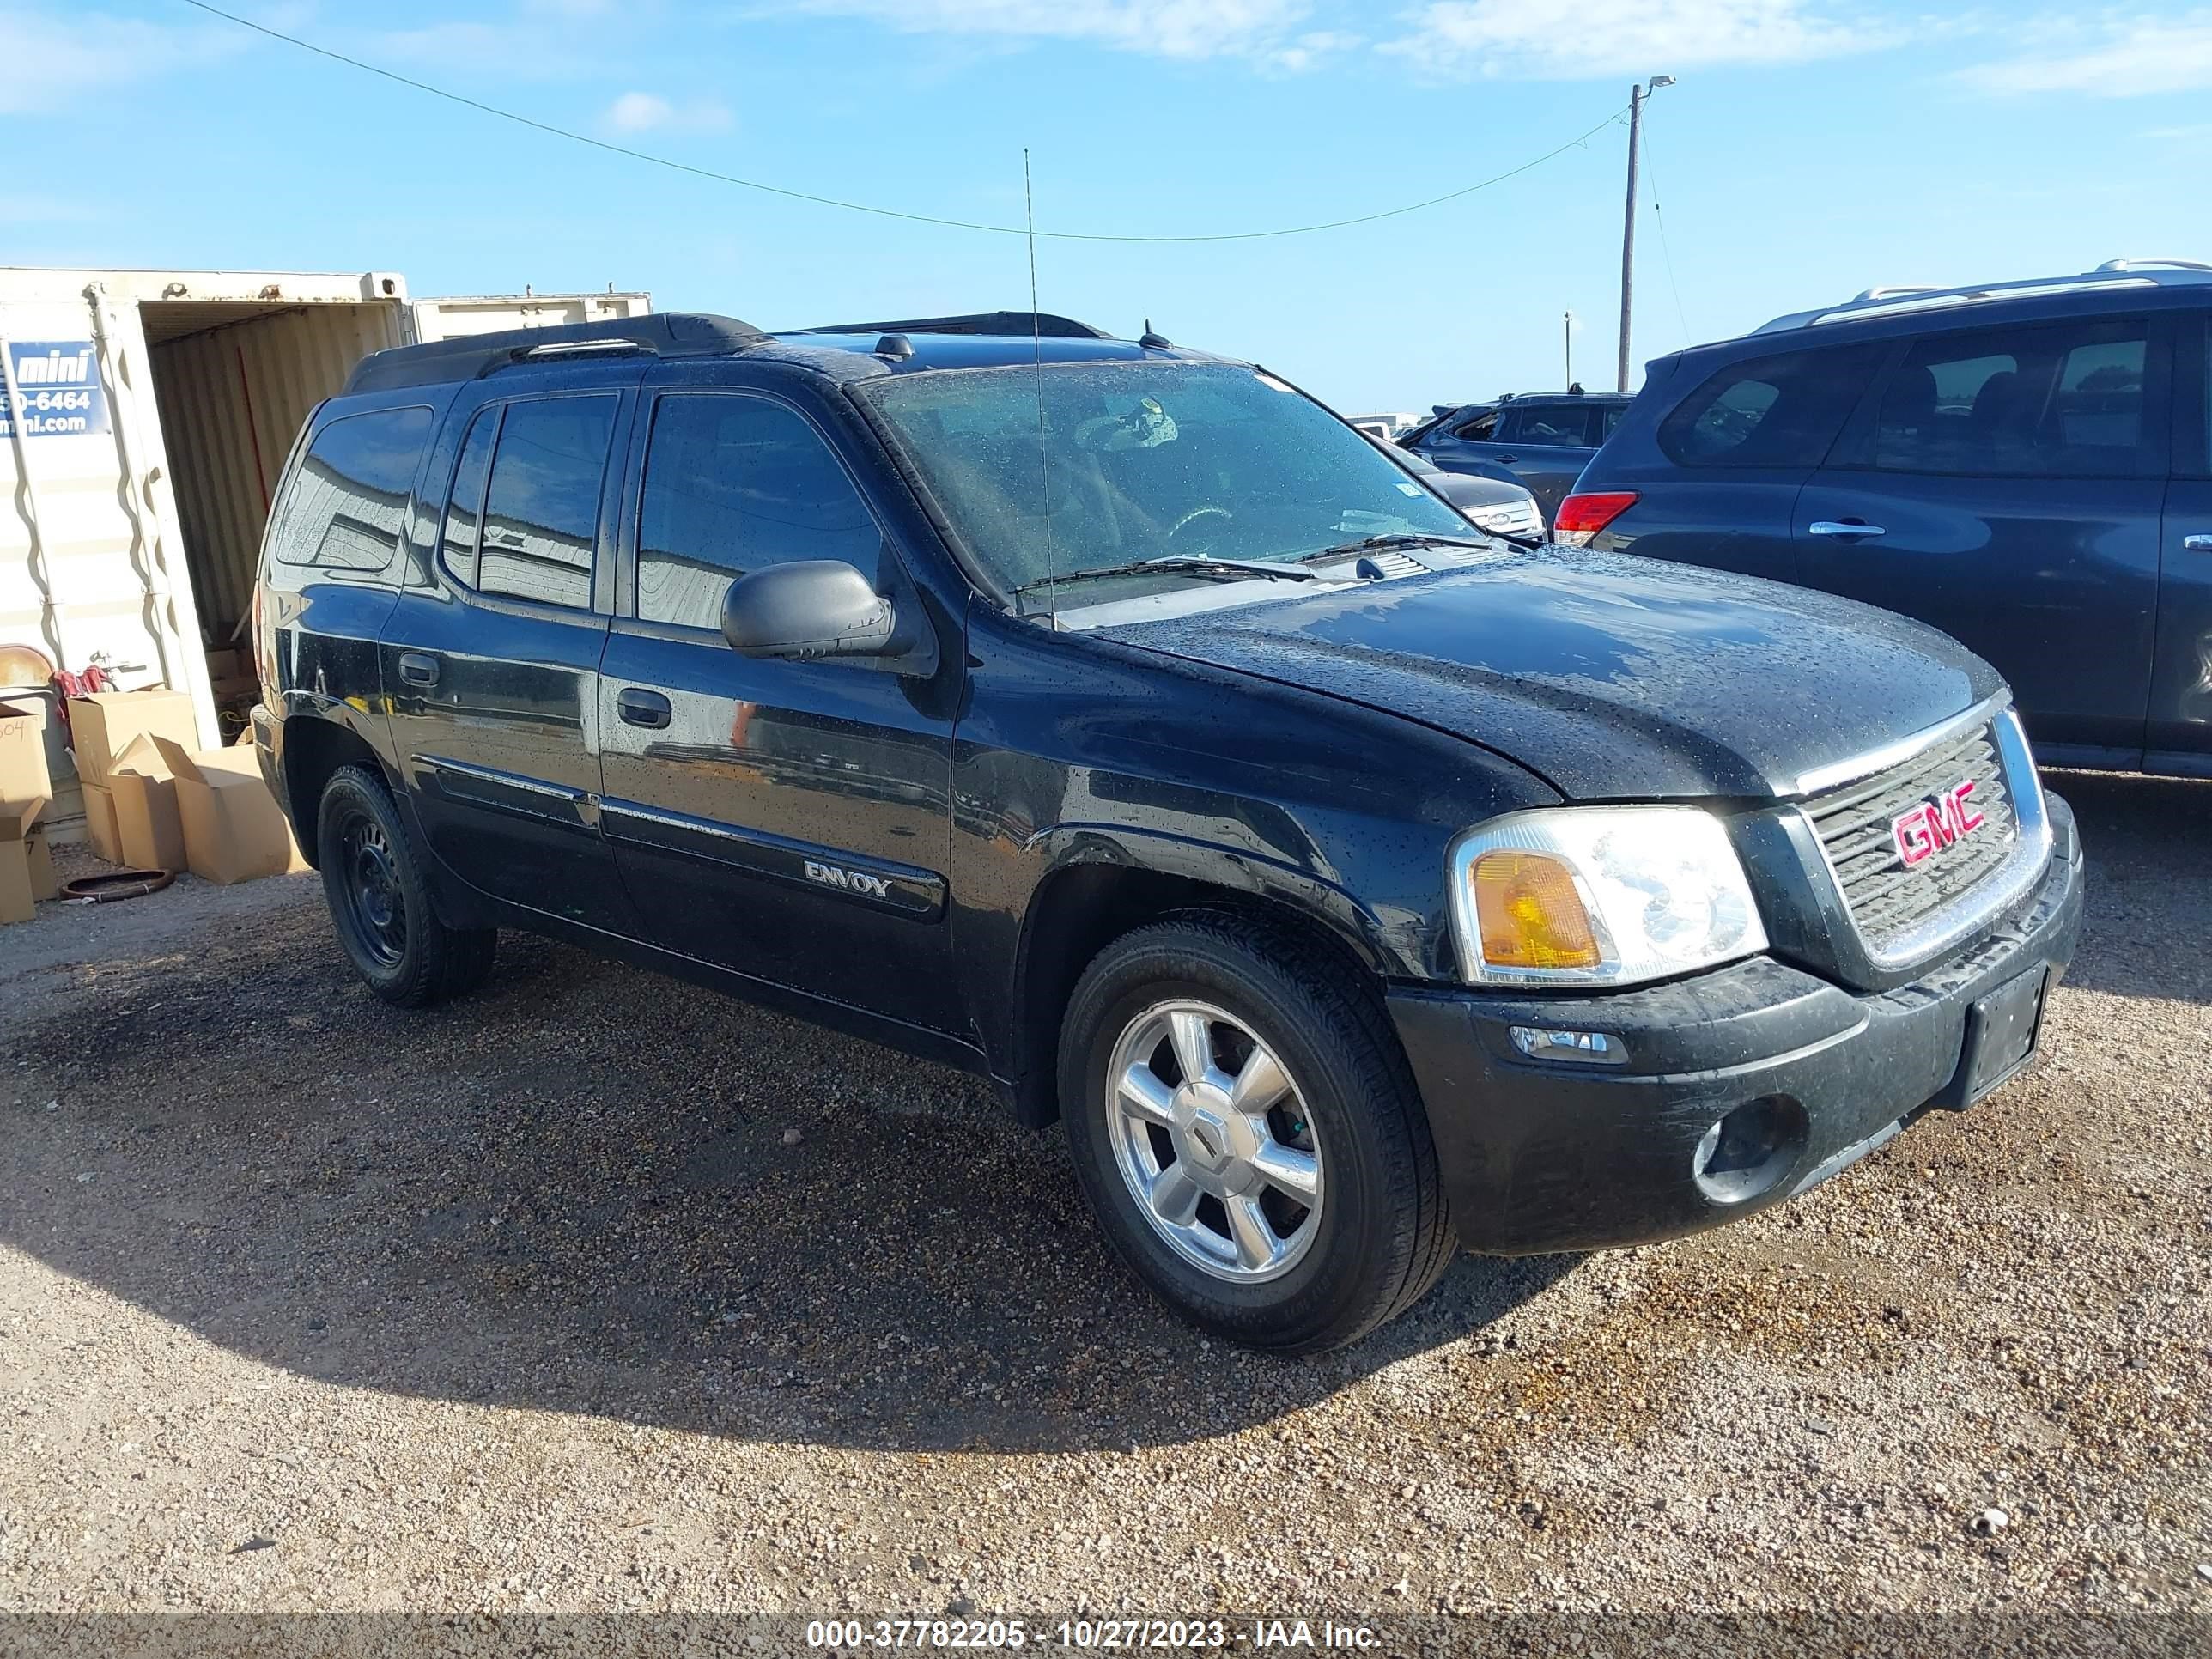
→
(1, 772, 2208, 1655)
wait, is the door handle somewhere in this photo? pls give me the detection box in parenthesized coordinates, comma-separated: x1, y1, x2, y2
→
(483, 527, 526, 549)
(617, 688, 672, 730)
(397, 652, 440, 688)
(2184, 534, 2212, 552)
(1808, 520, 1887, 538)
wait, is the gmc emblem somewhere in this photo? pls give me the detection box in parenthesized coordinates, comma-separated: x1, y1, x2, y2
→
(1893, 781, 1986, 869)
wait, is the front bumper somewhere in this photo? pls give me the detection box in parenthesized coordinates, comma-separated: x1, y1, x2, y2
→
(1389, 793, 2084, 1255)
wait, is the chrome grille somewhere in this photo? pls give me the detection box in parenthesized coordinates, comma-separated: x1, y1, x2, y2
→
(1805, 721, 2019, 948)
(1468, 501, 1542, 538)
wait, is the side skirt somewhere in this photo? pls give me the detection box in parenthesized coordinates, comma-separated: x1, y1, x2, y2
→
(480, 896, 1003, 1085)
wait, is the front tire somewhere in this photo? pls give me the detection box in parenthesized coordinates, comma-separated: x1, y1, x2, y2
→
(317, 765, 497, 1007)
(1059, 911, 1455, 1353)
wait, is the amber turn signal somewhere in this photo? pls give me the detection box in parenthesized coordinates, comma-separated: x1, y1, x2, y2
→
(1471, 850, 1602, 971)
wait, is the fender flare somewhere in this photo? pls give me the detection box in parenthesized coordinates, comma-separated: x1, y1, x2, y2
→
(1020, 821, 1401, 975)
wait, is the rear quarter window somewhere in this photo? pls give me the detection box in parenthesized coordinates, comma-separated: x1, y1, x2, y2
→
(266, 406, 434, 574)
(1658, 346, 1882, 468)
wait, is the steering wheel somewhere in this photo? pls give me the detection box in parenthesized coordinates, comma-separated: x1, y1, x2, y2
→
(1167, 504, 1235, 551)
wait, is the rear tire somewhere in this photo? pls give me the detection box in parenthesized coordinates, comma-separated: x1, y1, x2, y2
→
(316, 765, 497, 1007)
(1059, 910, 1455, 1353)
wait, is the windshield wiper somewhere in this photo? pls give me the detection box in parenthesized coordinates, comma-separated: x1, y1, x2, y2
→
(1305, 530, 1538, 561)
(1012, 554, 1319, 599)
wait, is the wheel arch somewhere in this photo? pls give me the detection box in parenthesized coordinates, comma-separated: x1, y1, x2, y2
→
(278, 714, 396, 870)
(1006, 836, 1396, 1129)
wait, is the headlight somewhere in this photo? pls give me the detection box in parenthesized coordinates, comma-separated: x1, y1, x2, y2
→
(1447, 806, 1767, 988)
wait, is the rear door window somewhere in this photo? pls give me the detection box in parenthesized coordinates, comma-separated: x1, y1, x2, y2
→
(1659, 346, 1881, 468)
(2193, 321, 2212, 478)
(435, 406, 499, 588)
(1863, 318, 2151, 477)
(476, 395, 619, 608)
(635, 394, 880, 630)
(1501, 404, 1596, 447)
(269, 406, 434, 574)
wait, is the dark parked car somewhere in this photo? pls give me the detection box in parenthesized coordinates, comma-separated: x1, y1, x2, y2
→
(1565, 260, 2212, 776)
(1404, 389, 1632, 524)
(1370, 433, 1546, 541)
(252, 312, 2081, 1352)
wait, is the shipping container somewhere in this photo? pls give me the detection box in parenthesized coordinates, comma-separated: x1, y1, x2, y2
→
(0, 269, 649, 840)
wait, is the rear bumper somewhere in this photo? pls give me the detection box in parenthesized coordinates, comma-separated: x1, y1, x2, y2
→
(1389, 793, 2084, 1255)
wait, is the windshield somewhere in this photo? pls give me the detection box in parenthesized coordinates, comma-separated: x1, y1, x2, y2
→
(1371, 433, 1439, 475)
(857, 362, 1470, 610)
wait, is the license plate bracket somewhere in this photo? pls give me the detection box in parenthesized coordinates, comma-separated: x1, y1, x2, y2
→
(1956, 966, 2050, 1106)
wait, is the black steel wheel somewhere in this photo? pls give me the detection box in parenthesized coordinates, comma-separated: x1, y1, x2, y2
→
(315, 766, 497, 1007)
(335, 811, 407, 969)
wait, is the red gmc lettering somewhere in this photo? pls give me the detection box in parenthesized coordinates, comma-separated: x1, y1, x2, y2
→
(1892, 781, 1983, 868)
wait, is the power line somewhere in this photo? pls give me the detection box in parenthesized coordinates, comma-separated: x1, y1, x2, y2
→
(179, 0, 1628, 246)
(1638, 112, 1694, 349)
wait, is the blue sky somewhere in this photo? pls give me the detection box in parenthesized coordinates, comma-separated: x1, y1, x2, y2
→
(9, 1, 2212, 413)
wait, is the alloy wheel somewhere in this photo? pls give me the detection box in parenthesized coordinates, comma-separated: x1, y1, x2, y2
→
(1103, 999, 1324, 1283)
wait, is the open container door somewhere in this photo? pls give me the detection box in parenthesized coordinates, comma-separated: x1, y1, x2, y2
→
(1, 268, 416, 839)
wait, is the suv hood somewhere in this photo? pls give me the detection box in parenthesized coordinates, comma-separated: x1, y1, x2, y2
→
(1096, 548, 2003, 801)
(1425, 469, 1529, 510)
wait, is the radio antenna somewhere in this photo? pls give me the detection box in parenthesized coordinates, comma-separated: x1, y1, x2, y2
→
(1024, 148, 1055, 630)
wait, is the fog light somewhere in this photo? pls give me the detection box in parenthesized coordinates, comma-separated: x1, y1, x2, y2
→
(1509, 1025, 1626, 1065)
(1692, 1096, 1808, 1205)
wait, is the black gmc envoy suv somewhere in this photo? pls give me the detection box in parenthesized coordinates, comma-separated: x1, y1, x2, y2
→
(253, 312, 2083, 1352)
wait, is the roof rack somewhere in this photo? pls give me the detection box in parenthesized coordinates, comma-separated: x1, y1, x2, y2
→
(794, 310, 1113, 340)
(1752, 260, 2212, 335)
(343, 312, 767, 393)
(2094, 258, 2212, 273)
(1494, 386, 1627, 401)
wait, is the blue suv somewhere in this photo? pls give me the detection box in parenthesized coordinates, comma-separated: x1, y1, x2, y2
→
(1403, 389, 1632, 526)
(1564, 260, 2212, 776)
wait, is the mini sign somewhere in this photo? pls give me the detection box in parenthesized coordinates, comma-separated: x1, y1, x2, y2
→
(1, 341, 108, 438)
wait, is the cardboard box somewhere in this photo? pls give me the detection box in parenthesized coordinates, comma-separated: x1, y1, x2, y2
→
(107, 733, 187, 872)
(0, 798, 43, 925)
(24, 826, 58, 901)
(147, 735, 308, 884)
(0, 702, 52, 802)
(66, 687, 198, 787)
(82, 781, 124, 863)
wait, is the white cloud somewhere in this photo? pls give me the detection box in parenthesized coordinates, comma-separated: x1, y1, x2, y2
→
(1271, 27, 1364, 71)
(601, 90, 735, 133)
(1381, 0, 1893, 80)
(1960, 10, 2212, 96)
(0, 5, 237, 113)
(0, 193, 103, 226)
(781, 0, 1332, 64)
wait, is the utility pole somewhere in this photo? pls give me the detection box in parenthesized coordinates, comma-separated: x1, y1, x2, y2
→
(1563, 312, 1574, 390)
(1617, 75, 1674, 394)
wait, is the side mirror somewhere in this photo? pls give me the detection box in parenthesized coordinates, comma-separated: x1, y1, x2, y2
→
(721, 561, 900, 661)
